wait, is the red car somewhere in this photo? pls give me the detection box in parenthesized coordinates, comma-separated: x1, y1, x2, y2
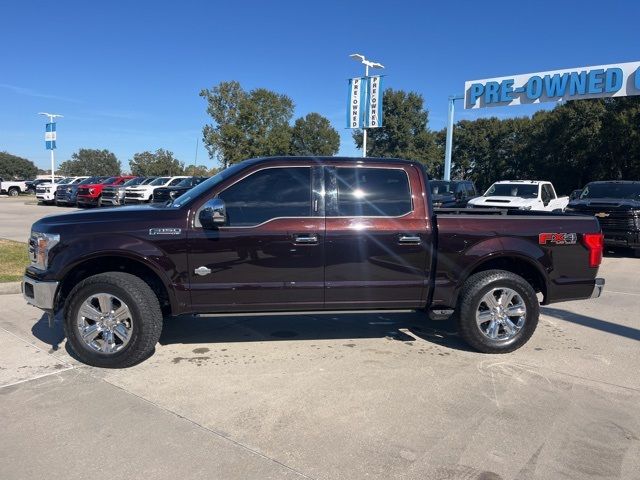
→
(76, 176, 137, 207)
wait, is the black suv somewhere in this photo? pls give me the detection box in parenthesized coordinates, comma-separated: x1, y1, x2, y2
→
(152, 176, 208, 204)
(429, 180, 477, 208)
(566, 181, 640, 256)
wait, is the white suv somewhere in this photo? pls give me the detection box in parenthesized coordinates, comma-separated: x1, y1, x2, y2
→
(36, 177, 89, 204)
(124, 176, 187, 204)
(467, 180, 569, 212)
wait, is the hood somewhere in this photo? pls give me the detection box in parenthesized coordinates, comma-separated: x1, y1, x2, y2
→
(431, 193, 455, 203)
(569, 198, 640, 210)
(470, 196, 533, 207)
(32, 204, 182, 234)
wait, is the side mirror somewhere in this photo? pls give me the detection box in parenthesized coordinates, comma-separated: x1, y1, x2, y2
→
(199, 198, 226, 228)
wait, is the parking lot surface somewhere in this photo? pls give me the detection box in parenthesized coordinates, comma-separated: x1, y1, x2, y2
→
(1, 198, 639, 479)
(0, 195, 80, 242)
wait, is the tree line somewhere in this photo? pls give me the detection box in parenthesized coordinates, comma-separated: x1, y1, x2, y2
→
(3, 81, 639, 194)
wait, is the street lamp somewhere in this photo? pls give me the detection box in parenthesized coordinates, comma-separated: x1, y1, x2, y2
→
(38, 112, 63, 183)
(349, 53, 384, 157)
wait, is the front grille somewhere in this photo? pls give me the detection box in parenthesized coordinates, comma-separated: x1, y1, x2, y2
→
(126, 192, 144, 198)
(154, 190, 171, 202)
(573, 207, 639, 231)
(101, 188, 119, 199)
(77, 187, 90, 196)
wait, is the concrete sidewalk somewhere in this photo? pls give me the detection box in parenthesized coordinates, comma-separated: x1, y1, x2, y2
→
(1, 256, 640, 479)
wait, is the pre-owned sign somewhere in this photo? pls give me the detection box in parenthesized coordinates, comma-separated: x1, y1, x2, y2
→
(465, 61, 640, 109)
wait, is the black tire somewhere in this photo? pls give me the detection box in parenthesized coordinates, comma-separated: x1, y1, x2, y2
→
(634, 248, 640, 259)
(63, 272, 163, 368)
(456, 269, 539, 353)
(8, 187, 19, 197)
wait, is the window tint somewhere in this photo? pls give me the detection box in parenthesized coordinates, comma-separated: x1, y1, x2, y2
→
(335, 167, 411, 217)
(168, 178, 184, 186)
(219, 167, 311, 226)
(541, 185, 552, 202)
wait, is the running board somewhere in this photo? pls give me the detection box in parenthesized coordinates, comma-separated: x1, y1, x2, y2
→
(195, 309, 415, 318)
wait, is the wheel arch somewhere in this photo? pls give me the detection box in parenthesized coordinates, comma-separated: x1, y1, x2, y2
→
(55, 254, 176, 316)
(457, 252, 548, 306)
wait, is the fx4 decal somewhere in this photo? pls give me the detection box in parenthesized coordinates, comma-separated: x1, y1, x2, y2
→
(539, 232, 577, 245)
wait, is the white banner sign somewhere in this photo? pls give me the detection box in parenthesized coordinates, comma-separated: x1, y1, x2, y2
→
(346, 77, 363, 128)
(366, 76, 382, 127)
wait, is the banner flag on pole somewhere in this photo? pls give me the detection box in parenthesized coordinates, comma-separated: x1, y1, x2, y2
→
(346, 77, 366, 129)
(45, 122, 57, 150)
(365, 76, 383, 128)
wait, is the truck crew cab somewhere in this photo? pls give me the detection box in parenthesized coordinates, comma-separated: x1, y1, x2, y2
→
(23, 157, 605, 368)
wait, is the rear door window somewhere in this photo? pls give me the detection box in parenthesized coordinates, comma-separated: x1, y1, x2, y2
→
(334, 167, 412, 217)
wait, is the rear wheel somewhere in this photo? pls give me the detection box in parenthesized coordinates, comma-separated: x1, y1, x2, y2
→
(8, 187, 19, 197)
(456, 269, 539, 353)
(63, 272, 163, 368)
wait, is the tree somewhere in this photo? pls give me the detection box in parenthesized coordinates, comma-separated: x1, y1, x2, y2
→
(290, 113, 340, 156)
(0, 152, 38, 179)
(58, 149, 121, 176)
(129, 149, 184, 176)
(183, 164, 210, 176)
(352, 89, 442, 172)
(201, 81, 294, 167)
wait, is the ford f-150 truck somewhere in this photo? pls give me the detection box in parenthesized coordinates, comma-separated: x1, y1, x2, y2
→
(22, 157, 605, 368)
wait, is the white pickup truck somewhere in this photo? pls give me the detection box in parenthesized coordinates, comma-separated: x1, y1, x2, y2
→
(0, 178, 29, 196)
(467, 180, 569, 212)
(124, 175, 187, 204)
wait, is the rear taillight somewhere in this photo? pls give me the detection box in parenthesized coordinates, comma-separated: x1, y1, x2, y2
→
(582, 233, 603, 268)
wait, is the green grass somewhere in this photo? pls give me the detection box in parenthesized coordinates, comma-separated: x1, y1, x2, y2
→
(0, 239, 29, 282)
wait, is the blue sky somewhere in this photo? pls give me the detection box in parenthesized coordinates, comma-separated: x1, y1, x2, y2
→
(1, 0, 639, 172)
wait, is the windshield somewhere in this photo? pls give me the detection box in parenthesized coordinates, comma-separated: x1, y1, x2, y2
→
(79, 177, 99, 185)
(580, 183, 640, 200)
(69, 177, 85, 184)
(175, 178, 195, 188)
(149, 177, 170, 186)
(58, 177, 72, 184)
(101, 177, 118, 184)
(172, 164, 246, 208)
(485, 183, 538, 198)
(429, 181, 453, 195)
(122, 177, 143, 187)
(141, 177, 157, 185)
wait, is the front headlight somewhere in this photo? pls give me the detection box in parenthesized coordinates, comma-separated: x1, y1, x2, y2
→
(66, 187, 73, 193)
(28, 232, 60, 271)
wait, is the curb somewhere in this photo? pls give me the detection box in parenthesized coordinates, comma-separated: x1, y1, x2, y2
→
(0, 282, 21, 295)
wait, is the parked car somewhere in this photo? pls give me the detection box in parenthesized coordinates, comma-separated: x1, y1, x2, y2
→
(429, 179, 477, 208)
(55, 176, 103, 206)
(76, 176, 136, 207)
(36, 177, 87, 204)
(26, 177, 65, 194)
(467, 180, 569, 211)
(0, 178, 29, 196)
(100, 177, 155, 207)
(22, 156, 605, 368)
(152, 176, 208, 204)
(124, 176, 187, 204)
(565, 181, 640, 256)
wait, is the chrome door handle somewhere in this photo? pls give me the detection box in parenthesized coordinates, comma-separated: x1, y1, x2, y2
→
(294, 234, 318, 244)
(398, 235, 421, 245)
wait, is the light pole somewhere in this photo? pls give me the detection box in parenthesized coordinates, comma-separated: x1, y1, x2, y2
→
(38, 112, 63, 183)
(349, 53, 384, 157)
(443, 95, 463, 181)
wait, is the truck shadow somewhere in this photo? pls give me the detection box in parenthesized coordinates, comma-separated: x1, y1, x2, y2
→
(158, 311, 473, 351)
(30, 311, 473, 357)
(541, 307, 640, 341)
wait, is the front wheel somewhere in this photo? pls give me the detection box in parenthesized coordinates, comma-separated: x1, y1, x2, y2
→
(456, 269, 539, 353)
(63, 272, 163, 367)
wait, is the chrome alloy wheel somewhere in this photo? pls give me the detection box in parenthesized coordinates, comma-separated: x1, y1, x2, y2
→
(475, 287, 526, 342)
(76, 293, 133, 354)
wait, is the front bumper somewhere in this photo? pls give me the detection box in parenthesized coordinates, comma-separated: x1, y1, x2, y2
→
(602, 230, 640, 249)
(124, 197, 148, 204)
(590, 278, 605, 299)
(100, 196, 124, 206)
(22, 275, 59, 310)
(77, 196, 100, 206)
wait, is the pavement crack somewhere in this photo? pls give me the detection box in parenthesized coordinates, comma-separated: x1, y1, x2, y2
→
(91, 373, 317, 480)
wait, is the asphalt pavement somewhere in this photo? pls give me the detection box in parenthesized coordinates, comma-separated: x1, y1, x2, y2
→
(0, 195, 79, 242)
(1, 195, 639, 479)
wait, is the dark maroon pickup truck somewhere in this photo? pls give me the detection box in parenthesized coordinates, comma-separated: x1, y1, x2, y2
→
(23, 157, 605, 367)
